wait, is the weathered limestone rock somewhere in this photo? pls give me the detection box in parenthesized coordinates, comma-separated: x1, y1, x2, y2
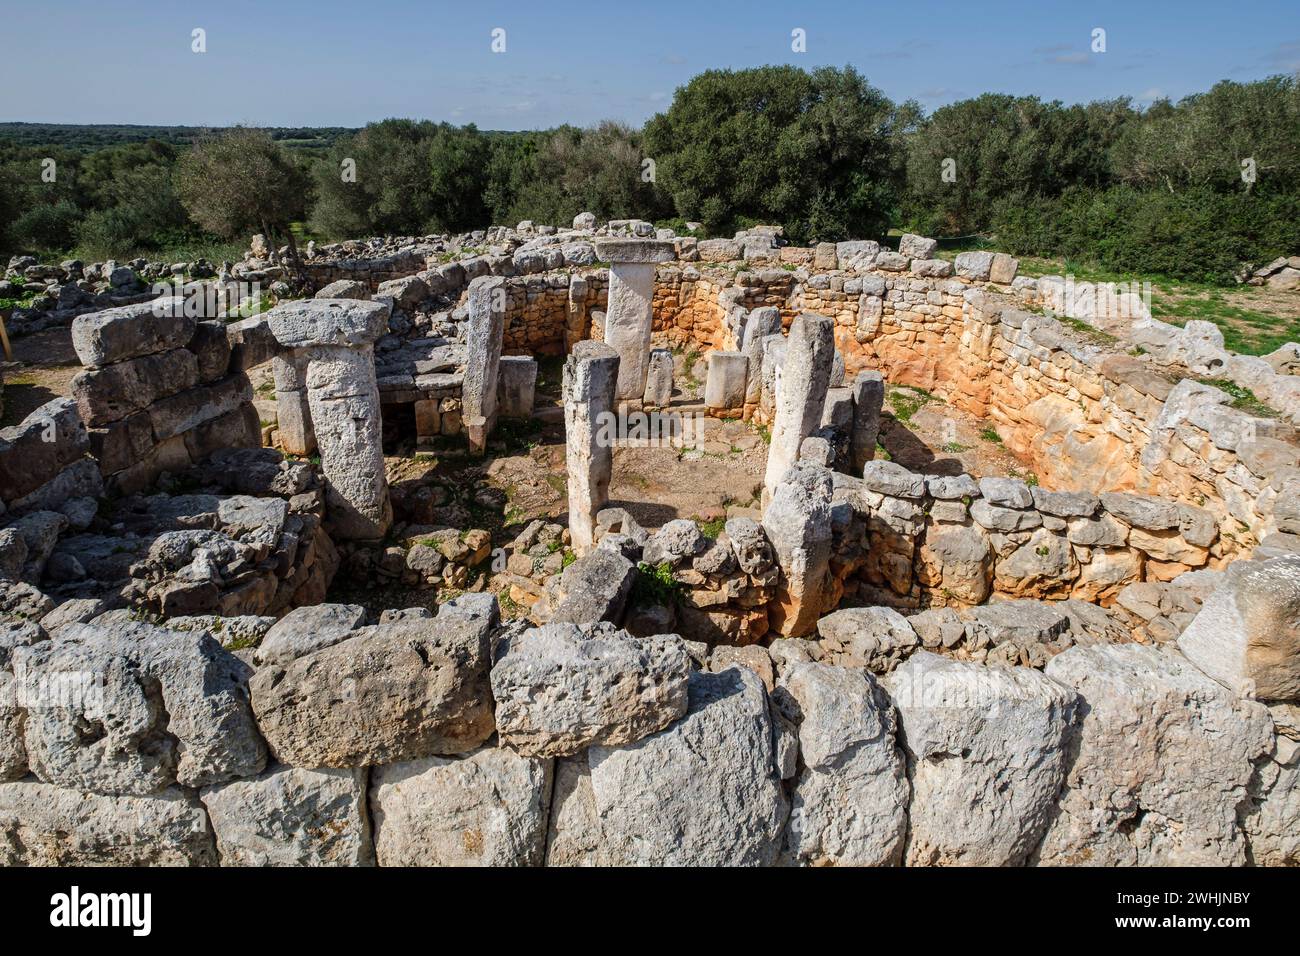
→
(762, 312, 834, 503)
(741, 307, 783, 405)
(918, 524, 993, 605)
(891, 652, 1080, 865)
(815, 605, 920, 672)
(543, 754, 605, 865)
(71, 298, 193, 367)
(563, 341, 620, 554)
(780, 662, 908, 866)
(491, 622, 690, 757)
(272, 352, 315, 457)
(250, 597, 497, 767)
(642, 347, 674, 407)
(254, 602, 366, 665)
(899, 233, 938, 260)
(1178, 556, 1300, 701)
(201, 765, 373, 866)
(547, 548, 636, 625)
(1242, 706, 1300, 865)
(704, 351, 748, 414)
(587, 667, 787, 865)
(0, 781, 216, 865)
(850, 370, 884, 474)
(1038, 644, 1274, 865)
(763, 462, 834, 637)
(370, 747, 552, 866)
(497, 354, 537, 418)
(16, 621, 266, 795)
(0, 398, 89, 505)
(267, 299, 392, 540)
(463, 276, 506, 453)
(593, 238, 675, 400)
(314, 278, 370, 300)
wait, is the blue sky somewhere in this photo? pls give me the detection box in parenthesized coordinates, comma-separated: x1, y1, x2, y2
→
(1, 0, 1296, 128)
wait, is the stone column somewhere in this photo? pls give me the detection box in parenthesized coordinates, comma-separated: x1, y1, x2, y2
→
(498, 355, 537, 418)
(592, 239, 675, 402)
(563, 341, 620, 556)
(850, 370, 885, 474)
(268, 299, 392, 540)
(704, 351, 748, 417)
(272, 352, 315, 457)
(762, 462, 834, 636)
(742, 307, 783, 407)
(463, 276, 506, 455)
(762, 312, 835, 506)
(643, 348, 674, 407)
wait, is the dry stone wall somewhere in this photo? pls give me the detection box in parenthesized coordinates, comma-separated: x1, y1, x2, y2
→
(68, 298, 262, 495)
(1, 572, 1295, 867)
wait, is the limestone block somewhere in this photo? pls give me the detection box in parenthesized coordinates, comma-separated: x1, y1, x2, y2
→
(202, 764, 373, 866)
(16, 621, 266, 795)
(250, 598, 497, 767)
(491, 622, 690, 757)
(780, 662, 907, 865)
(891, 652, 1079, 866)
(497, 355, 537, 418)
(71, 347, 199, 426)
(704, 351, 748, 412)
(0, 781, 215, 866)
(587, 667, 787, 866)
(642, 347, 674, 407)
(266, 298, 390, 349)
(1178, 556, 1300, 701)
(1039, 644, 1274, 865)
(763, 312, 834, 502)
(71, 297, 193, 367)
(254, 602, 366, 665)
(763, 462, 834, 637)
(370, 747, 552, 866)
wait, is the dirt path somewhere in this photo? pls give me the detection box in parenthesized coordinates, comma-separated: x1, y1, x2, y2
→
(1, 326, 82, 427)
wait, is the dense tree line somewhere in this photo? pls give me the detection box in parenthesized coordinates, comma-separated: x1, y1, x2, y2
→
(2, 68, 1297, 283)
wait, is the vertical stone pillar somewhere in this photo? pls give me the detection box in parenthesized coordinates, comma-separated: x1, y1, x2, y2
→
(497, 355, 537, 418)
(704, 351, 748, 417)
(566, 274, 589, 349)
(272, 352, 315, 457)
(592, 239, 675, 402)
(268, 299, 392, 540)
(742, 306, 783, 407)
(563, 341, 620, 556)
(762, 312, 835, 506)
(643, 348, 674, 407)
(851, 370, 885, 474)
(762, 462, 834, 636)
(463, 276, 506, 455)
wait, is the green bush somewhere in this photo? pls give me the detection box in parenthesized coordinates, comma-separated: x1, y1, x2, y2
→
(9, 200, 80, 251)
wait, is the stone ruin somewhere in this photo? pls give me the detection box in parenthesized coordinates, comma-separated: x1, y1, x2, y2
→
(0, 215, 1298, 867)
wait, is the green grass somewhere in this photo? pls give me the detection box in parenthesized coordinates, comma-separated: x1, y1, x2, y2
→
(886, 385, 937, 423)
(1154, 291, 1300, 356)
(979, 426, 1003, 444)
(694, 515, 726, 539)
(940, 441, 969, 454)
(630, 561, 681, 608)
(1058, 315, 1119, 346)
(1194, 378, 1280, 418)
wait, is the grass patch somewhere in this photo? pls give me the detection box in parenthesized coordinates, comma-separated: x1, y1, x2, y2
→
(979, 426, 1003, 444)
(694, 515, 726, 539)
(1154, 291, 1300, 356)
(630, 561, 681, 608)
(1194, 378, 1280, 418)
(1058, 315, 1118, 346)
(940, 441, 969, 454)
(886, 385, 937, 423)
